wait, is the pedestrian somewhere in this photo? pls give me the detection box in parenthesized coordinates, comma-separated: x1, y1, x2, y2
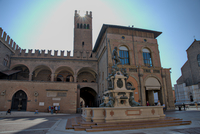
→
(6, 109, 11, 115)
(146, 101, 150, 106)
(195, 102, 198, 110)
(55, 106, 58, 114)
(58, 106, 60, 113)
(51, 106, 54, 114)
(157, 100, 161, 106)
(163, 104, 166, 112)
(35, 109, 38, 114)
(48, 106, 51, 113)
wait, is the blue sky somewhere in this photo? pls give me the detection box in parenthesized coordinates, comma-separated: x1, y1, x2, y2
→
(0, 0, 200, 86)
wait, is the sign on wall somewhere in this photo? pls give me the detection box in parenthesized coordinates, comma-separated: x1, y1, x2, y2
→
(39, 102, 44, 106)
(53, 103, 59, 106)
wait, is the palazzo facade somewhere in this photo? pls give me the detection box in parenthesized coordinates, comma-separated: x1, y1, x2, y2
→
(0, 10, 174, 113)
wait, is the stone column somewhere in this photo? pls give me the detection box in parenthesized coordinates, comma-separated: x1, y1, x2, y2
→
(77, 85, 80, 109)
(148, 90, 154, 106)
(139, 73, 146, 106)
(51, 73, 55, 82)
(162, 74, 168, 108)
(74, 75, 77, 82)
(29, 73, 32, 81)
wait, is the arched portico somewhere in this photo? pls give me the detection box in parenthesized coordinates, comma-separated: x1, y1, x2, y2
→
(80, 87, 97, 107)
(32, 65, 52, 81)
(144, 77, 161, 106)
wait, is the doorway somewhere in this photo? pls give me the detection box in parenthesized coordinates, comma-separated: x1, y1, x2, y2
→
(11, 90, 27, 111)
(80, 87, 97, 107)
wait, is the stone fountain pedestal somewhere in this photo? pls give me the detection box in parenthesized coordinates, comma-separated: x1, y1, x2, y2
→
(82, 106, 165, 123)
(81, 67, 165, 123)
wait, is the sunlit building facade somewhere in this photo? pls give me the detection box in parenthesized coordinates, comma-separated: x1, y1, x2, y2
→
(0, 10, 175, 113)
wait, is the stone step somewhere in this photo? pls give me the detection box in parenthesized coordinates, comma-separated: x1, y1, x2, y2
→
(86, 122, 191, 132)
(96, 118, 175, 126)
(71, 118, 80, 126)
(74, 126, 91, 131)
(91, 120, 184, 129)
(65, 118, 73, 129)
(66, 117, 192, 132)
(80, 122, 96, 126)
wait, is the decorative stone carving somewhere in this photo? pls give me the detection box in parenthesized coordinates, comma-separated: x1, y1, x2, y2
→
(1, 90, 6, 96)
(117, 78, 123, 88)
(99, 47, 140, 108)
(34, 91, 39, 97)
(129, 92, 140, 107)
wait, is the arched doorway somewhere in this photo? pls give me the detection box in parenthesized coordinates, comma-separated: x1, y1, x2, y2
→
(145, 77, 161, 106)
(80, 87, 97, 107)
(11, 90, 27, 111)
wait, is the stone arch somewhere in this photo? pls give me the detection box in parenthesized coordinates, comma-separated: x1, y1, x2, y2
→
(80, 87, 97, 107)
(10, 64, 30, 80)
(118, 44, 131, 51)
(32, 65, 52, 81)
(77, 67, 97, 83)
(8, 86, 30, 101)
(54, 66, 74, 82)
(11, 90, 28, 111)
(144, 75, 162, 106)
(11, 63, 30, 72)
(127, 76, 139, 102)
(129, 74, 139, 84)
(55, 66, 74, 77)
(144, 75, 162, 86)
(141, 46, 153, 53)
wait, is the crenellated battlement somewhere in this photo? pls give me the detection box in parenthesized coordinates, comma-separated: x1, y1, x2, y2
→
(0, 27, 21, 53)
(75, 10, 92, 17)
(12, 49, 96, 60)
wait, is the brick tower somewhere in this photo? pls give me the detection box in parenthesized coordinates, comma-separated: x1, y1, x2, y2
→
(74, 10, 92, 54)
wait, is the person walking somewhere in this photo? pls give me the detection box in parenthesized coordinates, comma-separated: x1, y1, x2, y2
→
(146, 101, 150, 106)
(35, 109, 38, 114)
(51, 106, 54, 114)
(157, 100, 161, 106)
(55, 106, 58, 114)
(195, 102, 198, 110)
(6, 109, 11, 115)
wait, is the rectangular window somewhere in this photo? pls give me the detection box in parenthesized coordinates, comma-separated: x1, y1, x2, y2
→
(119, 50, 129, 65)
(3, 59, 8, 66)
(143, 52, 152, 66)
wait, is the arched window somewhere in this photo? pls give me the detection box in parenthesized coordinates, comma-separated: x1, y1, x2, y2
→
(77, 23, 79, 28)
(57, 75, 63, 82)
(87, 24, 89, 29)
(197, 54, 200, 67)
(3, 55, 9, 66)
(143, 48, 152, 67)
(119, 46, 129, 65)
(82, 79, 87, 82)
(84, 24, 86, 29)
(80, 24, 82, 28)
(66, 75, 73, 82)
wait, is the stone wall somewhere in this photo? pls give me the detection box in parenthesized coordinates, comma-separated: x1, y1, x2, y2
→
(0, 80, 77, 113)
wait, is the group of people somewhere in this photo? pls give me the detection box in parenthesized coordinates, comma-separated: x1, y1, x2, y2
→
(146, 100, 163, 106)
(146, 100, 166, 111)
(48, 106, 59, 114)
